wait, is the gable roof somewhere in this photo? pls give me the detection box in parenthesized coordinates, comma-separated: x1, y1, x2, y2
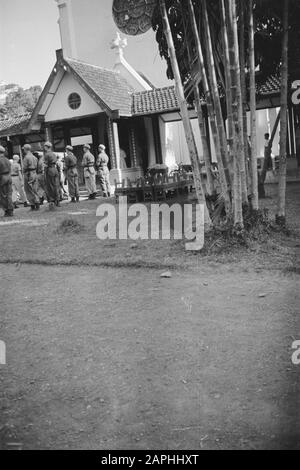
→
(28, 50, 134, 130)
(65, 58, 134, 116)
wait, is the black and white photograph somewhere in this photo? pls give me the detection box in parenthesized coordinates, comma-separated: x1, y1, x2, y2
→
(0, 0, 299, 453)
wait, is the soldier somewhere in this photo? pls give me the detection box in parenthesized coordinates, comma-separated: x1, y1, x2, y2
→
(0, 146, 14, 217)
(64, 145, 80, 203)
(10, 154, 28, 208)
(44, 141, 61, 209)
(96, 144, 111, 198)
(34, 152, 46, 205)
(82, 144, 97, 200)
(22, 144, 40, 211)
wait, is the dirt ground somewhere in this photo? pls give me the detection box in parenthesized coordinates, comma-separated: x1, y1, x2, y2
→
(0, 182, 299, 450)
(0, 263, 299, 450)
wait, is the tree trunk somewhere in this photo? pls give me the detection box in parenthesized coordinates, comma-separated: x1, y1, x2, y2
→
(277, 0, 289, 225)
(248, 0, 259, 209)
(194, 86, 215, 196)
(239, 1, 250, 199)
(187, 0, 231, 211)
(225, 0, 244, 228)
(220, 0, 234, 175)
(159, 0, 206, 209)
(232, 0, 248, 205)
(201, 0, 232, 214)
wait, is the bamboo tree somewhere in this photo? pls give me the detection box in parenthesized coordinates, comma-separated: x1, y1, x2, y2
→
(277, 0, 289, 225)
(225, 0, 244, 227)
(187, 0, 231, 208)
(232, 0, 248, 206)
(159, 0, 206, 209)
(239, 1, 250, 196)
(201, 0, 232, 212)
(182, 4, 215, 196)
(193, 86, 215, 196)
(248, 0, 259, 210)
(220, 0, 234, 174)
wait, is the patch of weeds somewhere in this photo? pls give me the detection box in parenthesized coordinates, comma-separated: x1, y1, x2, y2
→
(56, 218, 85, 235)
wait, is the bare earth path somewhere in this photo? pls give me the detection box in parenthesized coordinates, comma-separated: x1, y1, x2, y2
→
(0, 263, 299, 450)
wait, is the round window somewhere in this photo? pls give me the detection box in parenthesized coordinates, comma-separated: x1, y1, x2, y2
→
(68, 93, 81, 110)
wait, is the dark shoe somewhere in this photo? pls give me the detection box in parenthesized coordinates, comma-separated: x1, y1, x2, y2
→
(30, 205, 36, 211)
(4, 210, 14, 217)
(71, 198, 76, 203)
(76, 197, 80, 203)
(35, 204, 40, 211)
(24, 202, 29, 207)
(40, 197, 44, 205)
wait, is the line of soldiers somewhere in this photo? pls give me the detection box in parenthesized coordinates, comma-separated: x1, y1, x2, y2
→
(0, 141, 111, 217)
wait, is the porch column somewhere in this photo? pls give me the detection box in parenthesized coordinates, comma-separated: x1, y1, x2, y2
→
(106, 117, 117, 169)
(129, 125, 137, 167)
(45, 125, 53, 143)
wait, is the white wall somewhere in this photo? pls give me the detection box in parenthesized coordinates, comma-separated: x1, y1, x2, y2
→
(160, 108, 281, 169)
(247, 108, 280, 158)
(45, 72, 103, 122)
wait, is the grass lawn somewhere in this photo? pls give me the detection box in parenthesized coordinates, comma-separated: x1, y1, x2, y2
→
(0, 182, 299, 272)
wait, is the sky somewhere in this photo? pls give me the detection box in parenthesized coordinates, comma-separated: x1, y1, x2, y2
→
(0, 0, 168, 90)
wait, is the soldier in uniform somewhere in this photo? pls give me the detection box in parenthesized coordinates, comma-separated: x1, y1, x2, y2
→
(22, 144, 40, 211)
(64, 145, 80, 203)
(34, 152, 46, 205)
(0, 146, 14, 217)
(96, 144, 111, 198)
(82, 144, 97, 200)
(44, 141, 61, 209)
(10, 154, 28, 208)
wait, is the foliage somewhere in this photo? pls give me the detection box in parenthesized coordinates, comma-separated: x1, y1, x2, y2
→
(1, 85, 42, 119)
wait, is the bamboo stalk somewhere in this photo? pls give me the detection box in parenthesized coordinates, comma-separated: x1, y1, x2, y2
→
(159, 0, 206, 208)
(248, 0, 259, 209)
(200, 0, 232, 213)
(277, 0, 289, 223)
(239, 0, 250, 196)
(225, 0, 244, 227)
(232, 0, 248, 205)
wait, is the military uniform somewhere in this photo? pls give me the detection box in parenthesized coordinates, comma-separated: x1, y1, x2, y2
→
(0, 150, 13, 216)
(23, 151, 40, 209)
(44, 150, 60, 205)
(64, 152, 80, 202)
(10, 157, 27, 206)
(97, 150, 111, 197)
(82, 149, 96, 199)
(36, 155, 46, 204)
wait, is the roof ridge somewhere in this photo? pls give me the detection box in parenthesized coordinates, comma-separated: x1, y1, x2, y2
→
(133, 85, 175, 96)
(65, 57, 121, 75)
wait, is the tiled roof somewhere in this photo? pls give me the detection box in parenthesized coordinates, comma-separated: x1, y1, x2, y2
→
(132, 74, 282, 116)
(132, 86, 178, 116)
(66, 58, 134, 116)
(0, 114, 31, 137)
